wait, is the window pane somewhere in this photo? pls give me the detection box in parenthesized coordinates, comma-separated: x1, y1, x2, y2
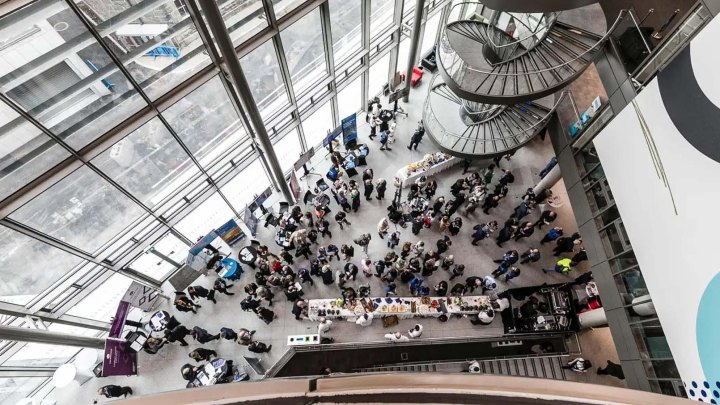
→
(163, 76, 247, 168)
(599, 223, 626, 257)
(220, 160, 271, 211)
(86, 0, 211, 100)
(66, 272, 133, 321)
(175, 192, 235, 240)
(0, 101, 70, 202)
(397, 38, 411, 75)
(241, 41, 289, 118)
(129, 248, 178, 281)
(0, 226, 83, 305)
(0, 0, 146, 150)
(329, 0, 362, 64)
(337, 77, 362, 119)
(155, 232, 191, 265)
(221, 0, 267, 47)
(5, 342, 81, 368)
(273, 0, 306, 19)
(9, 166, 145, 253)
(0, 377, 46, 405)
(92, 118, 199, 208)
(302, 102, 334, 148)
(404, 0, 416, 17)
(421, 12, 442, 53)
(273, 130, 303, 173)
(368, 53, 391, 97)
(371, 0, 396, 38)
(280, 10, 327, 93)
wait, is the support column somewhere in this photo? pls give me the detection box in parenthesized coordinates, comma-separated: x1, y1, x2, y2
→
(403, 0, 426, 102)
(0, 325, 105, 349)
(196, 0, 294, 203)
(533, 164, 561, 195)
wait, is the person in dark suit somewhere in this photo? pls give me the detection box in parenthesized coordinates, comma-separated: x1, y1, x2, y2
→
(98, 385, 132, 398)
(188, 285, 216, 304)
(164, 325, 191, 346)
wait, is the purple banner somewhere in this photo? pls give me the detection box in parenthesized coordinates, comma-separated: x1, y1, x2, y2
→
(102, 338, 137, 377)
(109, 301, 130, 338)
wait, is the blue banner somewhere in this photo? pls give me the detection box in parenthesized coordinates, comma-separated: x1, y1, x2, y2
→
(341, 113, 358, 145)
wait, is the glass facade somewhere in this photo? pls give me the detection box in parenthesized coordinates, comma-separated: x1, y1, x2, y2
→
(0, 0, 445, 400)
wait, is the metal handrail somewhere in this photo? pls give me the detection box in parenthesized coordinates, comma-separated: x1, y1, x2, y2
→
(439, 8, 628, 78)
(482, 12, 557, 50)
(357, 353, 572, 371)
(425, 75, 561, 146)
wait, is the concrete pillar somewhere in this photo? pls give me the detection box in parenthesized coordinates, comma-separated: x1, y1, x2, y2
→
(533, 164, 561, 195)
(403, 0, 427, 102)
(0, 325, 106, 349)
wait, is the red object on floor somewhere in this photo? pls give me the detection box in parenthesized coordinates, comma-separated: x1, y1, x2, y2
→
(410, 66, 423, 87)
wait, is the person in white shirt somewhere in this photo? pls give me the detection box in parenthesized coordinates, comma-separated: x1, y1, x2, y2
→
(355, 313, 374, 327)
(468, 360, 482, 373)
(318, 318, 333, 336)
(384, 331, 409, 342)
(471, 309, 495, 326)
(482, 275, 497, 294)
(408, 324, 423, 338)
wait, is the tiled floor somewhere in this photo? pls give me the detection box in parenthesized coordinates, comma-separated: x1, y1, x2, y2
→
(51, 76, 613, 403)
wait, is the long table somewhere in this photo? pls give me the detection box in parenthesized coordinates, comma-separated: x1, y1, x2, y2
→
(307, 295, 490, 322)
(395, 155, 459, 188)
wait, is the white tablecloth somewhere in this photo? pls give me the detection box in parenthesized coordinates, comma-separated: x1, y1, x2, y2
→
(307, 295, 490, 322)
(395, 156, 459, 187)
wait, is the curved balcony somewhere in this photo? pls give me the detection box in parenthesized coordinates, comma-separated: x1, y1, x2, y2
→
(423, 75, 555, 159)
(438, 2, 623, 104)
(481, 0, 600, 13)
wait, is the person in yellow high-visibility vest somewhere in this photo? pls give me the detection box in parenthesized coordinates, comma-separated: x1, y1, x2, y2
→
(542, 257, 575, 274)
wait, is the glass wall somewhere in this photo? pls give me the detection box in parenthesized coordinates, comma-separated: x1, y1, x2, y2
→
(280, 10, 327, 93)
(329, 0, 362, 64)
(241, 40, 289, 119)
(0, 2, 447, 399)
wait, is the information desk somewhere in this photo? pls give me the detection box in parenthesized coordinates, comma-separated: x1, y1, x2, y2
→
(395, 154, 459, 188)
(307, 295, 490, 322)
(191, 358, 229, 387)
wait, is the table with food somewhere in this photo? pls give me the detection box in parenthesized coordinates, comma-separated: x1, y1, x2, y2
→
(306, 295, 490, 321)
(395, 153, 458, 187)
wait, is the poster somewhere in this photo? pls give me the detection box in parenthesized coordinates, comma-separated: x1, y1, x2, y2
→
(102, 338, 137, 376)
(108, 301, 130, 338)
(216, 219, 245, 246)
(121, 282, 160, 311)
(188, 231, 217, 255)
(289, 171, 301, 200)
(341, 113, 358, 145)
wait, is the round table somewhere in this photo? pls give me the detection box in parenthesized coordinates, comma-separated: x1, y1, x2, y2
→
(52, 364, 77, 388)
(218, 258, 241, 280)
(238, 246, 257, 266)
(274, 230, 292, 248)
(149, 310, 171, 332)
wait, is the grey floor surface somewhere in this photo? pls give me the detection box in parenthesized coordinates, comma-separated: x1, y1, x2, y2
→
(52, 66, 614, 405)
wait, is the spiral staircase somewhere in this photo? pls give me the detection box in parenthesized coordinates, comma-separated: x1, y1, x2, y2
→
(423, 0, 626, 158)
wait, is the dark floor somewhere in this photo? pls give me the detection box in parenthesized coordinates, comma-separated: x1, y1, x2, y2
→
(273, 335, 568, 377)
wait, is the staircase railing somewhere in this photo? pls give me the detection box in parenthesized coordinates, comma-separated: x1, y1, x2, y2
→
(438, 4, 628, 93)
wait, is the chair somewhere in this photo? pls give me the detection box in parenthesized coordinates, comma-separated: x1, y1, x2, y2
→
(411, 66, 424, 87)
(279, 202, 290, 214)
(264, 214, 277, 228)
(316, 179, 330, 191)
(345, 167, 358, 177)
(303, 190, 316, 206)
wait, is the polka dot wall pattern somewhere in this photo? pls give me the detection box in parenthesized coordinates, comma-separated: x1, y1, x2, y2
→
(684, 380, 720, 402)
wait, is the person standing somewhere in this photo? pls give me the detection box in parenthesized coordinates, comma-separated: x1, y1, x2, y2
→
(571, 247, 588, 264)
(248, 341, 272, 353)
(534, 210, 558, 229)
(356, 313, 374, 326)
(384, 331, 410, 342)
(407, 127, 424, 150)
(213, 278, 234, 296)
(539, 156, 558, 178)
(513, 222, 535, 242)
(520, 248, 541, 264)
(449, 264, 465, 280)
(378, 218, 390, 238)
(483, 165, 495, 184)
(379, 130, 391, 151)
(482, 195, 501, 215)
(320, 265, 334, 285)
(495, 224, 514, 247)
(432, 196, 446, 216)
(563, 357, 592, 373)
(188, 285, 217, 304)
(408, 324, 423, 338)
(553, 232, 581, 256)
(540, 226, 564, 244)
(255, 307, 276, 325)
(543, 258, 575, 274)
(317, 219, 332, 238)
(190, 326, 220, 344)
(188, 347, 217, 362)
(596, 360, 625, 379)
(292, 299, 307, 320)
(376, 178, 387, 200)
(298, 268, 314, 286)
(219, 327, 238, 342)
(503, 267, 521, 282)
(334, 211, 351, 230)
(164, 325, 191, 346)
(318, 318, 333, 336)
(364, 179, 374, 201)
(174, 293, 201, 313)
(97, 385, 133, 399)
(498, 169, 514, 186)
